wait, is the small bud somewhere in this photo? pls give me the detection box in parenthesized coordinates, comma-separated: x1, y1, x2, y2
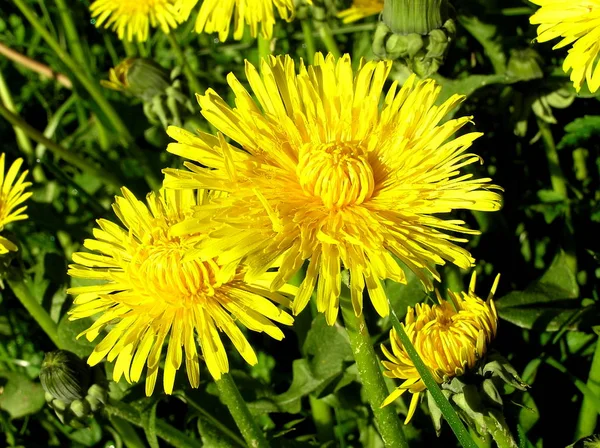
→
(101, 58, 170, 102)
(507, 48, 544, 81)
(40, 350, 90, 403)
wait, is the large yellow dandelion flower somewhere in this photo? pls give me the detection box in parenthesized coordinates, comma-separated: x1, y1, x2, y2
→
(530, 0, 600, 92)
(381, 272, 499, 424)
(67, 188, 294, 396)
(164, 53, 502, 326)
(175, 0, 295, 41)
(90, 0, 180, 42)
(338, 0, 383, 24)
(0, 154, 32, 254)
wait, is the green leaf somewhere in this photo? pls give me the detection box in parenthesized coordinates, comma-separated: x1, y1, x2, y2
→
(384, 263, 427, 324)
(57, 315, 97, 358)
(558, 116, 600, 150)
(141, 400, 159, 448)
(197, 417, 234, 448)
(270, 359, 322, 414)
(68, 419, 103, 447)
(0, 371, 45, 419)
(302, 314, 353, 379)
(495, 251, 582, 330)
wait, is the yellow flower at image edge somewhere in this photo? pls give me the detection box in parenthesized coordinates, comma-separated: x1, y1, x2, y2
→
(381, 273, 499, 424)
(67, 188, 295, 396)
(338, 0, 384, 24)
(164, 53, 503, 327)
(0, 154, 32, 254)
(175, 0, 297, 41)
(530, 0, 600, 92)
(90, 0, 180, 42)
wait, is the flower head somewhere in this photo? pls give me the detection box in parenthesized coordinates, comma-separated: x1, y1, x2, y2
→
(0, 154, 31, 254)
(337, 0, 383, 23)
(67, 188, 294, 396)
(530, 0, 600, 92)
(90, 0, 180, 42)
(164, 53, 502, 326)
(175, 0, 295, 41)
(381, 272, 499, 424)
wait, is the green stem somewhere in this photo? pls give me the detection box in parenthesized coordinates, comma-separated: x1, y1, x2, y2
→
(173, 391, 246, 447)
(109, 416, 147, 448)
(317, 23, 342, 59)
(54, 0, 89, 74)
(483, 414, 517, 448)
(257, 34, 272, 65)
(0, 71, 34, 160)
(13, 0, 160, 190)
(0, 102, 122, 190)
(166, 32, 203, 96)
(105, 401, 201, 448)
(340, 285, 408, 448)
(6, 274, 62, 349)
(215, 373, 269, 448)
(309, 395, 335, 443)
(575, 339, 600, 439)
(301, 20, 316, 64)
(546, 357, 600, 414)
(389, 310, 478, 448)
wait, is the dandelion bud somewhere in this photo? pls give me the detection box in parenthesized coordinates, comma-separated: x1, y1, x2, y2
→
(372, 0, 455, 77)
(101, 58, 170, 102)
(41, 350, 108, 427)
(507, 48, 544, 81)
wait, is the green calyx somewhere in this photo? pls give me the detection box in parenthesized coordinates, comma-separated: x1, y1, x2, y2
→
(41, 350, 108, 428)
(425, 351, 527, 441)
(124, 58, 171, 102)
(373, 0, 455, 77)
(507, 48, 544, 82)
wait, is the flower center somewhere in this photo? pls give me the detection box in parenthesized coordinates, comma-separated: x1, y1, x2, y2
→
(127, 231, 221, 308)
(296, 142, 375, 208)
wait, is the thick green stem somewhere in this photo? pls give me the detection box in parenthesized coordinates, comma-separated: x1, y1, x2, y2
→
(105, 401, 201, 448)
(575, 338, 600, 439)
(340, 286, 408, 447)
(6, 274, 62, 349)
(317, 23, 342, 59)
(301, 21, 316, 64)
(483, 415, 517, 448)
(390, 310, 478, 448)
(166, 32, 203, 96)
(215, 373, 269, 448)
(13, 0, 160, 190)
(0, 102, 122, 190)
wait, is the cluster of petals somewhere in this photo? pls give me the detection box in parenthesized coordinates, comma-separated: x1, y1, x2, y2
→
(0, 154, 31, 254)
(381, 273, 499, 424)
(530, 0, 600, 92)
(338, 0, 384, 23)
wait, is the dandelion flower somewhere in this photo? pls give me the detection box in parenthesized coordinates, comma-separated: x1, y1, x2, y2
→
(90, 0, 180, 42)
(0, 154, 32, 254)
(530, 0, 600, 92)
(175, 0, 295, 41)
(381, 272, 499, 424)
(67, 188, 294, 396)
(164, 53, 502, 326)
(338, 0, 383, 23)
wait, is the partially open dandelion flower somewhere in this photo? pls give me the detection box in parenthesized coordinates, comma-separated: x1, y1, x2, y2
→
(530, 0, 600, 92)
(67, 188, 294, 396)
(381, 272, 499, 424)
(164, 53, 502, 326)
(90, 0, 180, 42)
(175, 0, 295, 41)
(0, 154, 32, 254)
(337, 0, 383, 23)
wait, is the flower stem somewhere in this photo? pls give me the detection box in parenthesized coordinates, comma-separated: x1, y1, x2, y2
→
(317, 23, 342, 59)
(54, 0, 90, 76)
(546, 356, 600, 413)
(301, 21, 316, 64)
(389, 309, 478, 448)
(0, 72, 34, 160)
(215, 373, 269, 448)
(105, 401, 201, 448)
(482, 414, 517, 448)
(165, 32, 204, 96)
(6, 274, 62, 349)
(575, 337, 600, 439)
(340, 285, 408, 447)
(257, 34, 272, 64)
(0, 102, 122, 190)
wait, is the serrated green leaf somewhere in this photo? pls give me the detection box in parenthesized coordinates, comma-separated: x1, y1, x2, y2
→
(141, 400, 160, 448)
(57, 315, 97, 358)
(558, 115, 600, 150)
(302, 314, 352, 379)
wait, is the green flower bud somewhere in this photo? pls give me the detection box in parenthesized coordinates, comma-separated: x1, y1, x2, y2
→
(101, 58, 170, 102)
(40, 350, 108, 428)
(372, 0, 455, 77)
(507, 48, 544, 81)
(40, 350, 90, 403)
(568, 434, 600, 448)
